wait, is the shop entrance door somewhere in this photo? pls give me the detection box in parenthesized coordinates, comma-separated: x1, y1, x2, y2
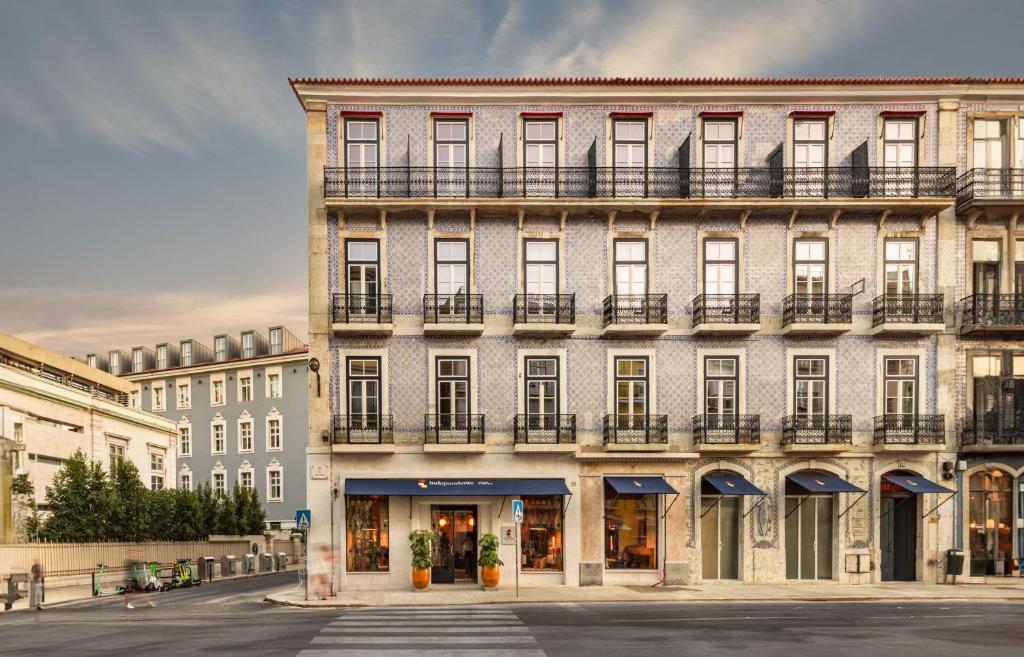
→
(430, 505, 478, 584)
(881, 494, 917, 581)
(785, 495, 834, 580)
(700, 495, 740, 580)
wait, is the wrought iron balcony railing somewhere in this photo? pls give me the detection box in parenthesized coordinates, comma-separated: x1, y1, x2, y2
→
(782, 415, 853, 445)
(325, 166, 956, 200)
(332, 293, 393, 324)
(602, 294, 668, 326)
(871, 293, 944, 326)
(961, 414, 1024, 447)
(512, 294, 575, 324)
(692, 414, 761, 445)
(961, 294, 1024, 327)
(513, 414, 577, 444)
(332, 414, 394, 444)
(956, 168, 1024, 206)
(422, 294, 484, 324)
(424, 413, 485, 444)
(782, 293, 853, 325)
(692, 294, 760, 325)
(602, 414, 669, 445)
(873, 414, 944, 445)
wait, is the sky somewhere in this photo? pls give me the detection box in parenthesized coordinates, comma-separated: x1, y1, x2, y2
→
(1, 0, 1022, 356)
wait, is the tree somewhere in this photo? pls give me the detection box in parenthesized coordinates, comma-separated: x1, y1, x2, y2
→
(41, 450, 108, 542)
(108, 458, 148, 541)
(214, 488, 238, 536)
(173, 488, 204, 541)
(143, 489, 176, 540)
(243, 487, 267, 535)
(10, 473, 38, 542)
(197, 482, 217, 538)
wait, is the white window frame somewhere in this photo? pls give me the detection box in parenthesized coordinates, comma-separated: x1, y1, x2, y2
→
(875, 348, 926, 416)
(177, 422, 191, 457)
(211, 418, 226, 455)
(212, 466, 226, 495)
(152, 382, 166, 412)
(238, 370, 253, 403)
(266, 463, 283, 503)
(108, 440, 127, 466)
(176, 379, 191, 410)
(265, 366, 283, 399)
(180, 470, 192, 491)
(150, 474, 165, 491)
(238, 415, 254, 454)
(266, 411, 283, 452)
(238, 462, 254, 491)
(210, 374, 225, 406)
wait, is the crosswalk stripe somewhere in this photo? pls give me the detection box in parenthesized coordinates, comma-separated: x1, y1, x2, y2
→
(340, 610, 516, 616)
(298, 650, 547, 657)
(312, 635, 537, 645)
(335, 615, 515, 621)
(329, 621, 524, 627)
(322, 626, 530, 634)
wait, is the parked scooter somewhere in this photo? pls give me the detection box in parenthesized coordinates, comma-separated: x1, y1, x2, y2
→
(160, 559, 199, 591)
(92, 563, 126, 597)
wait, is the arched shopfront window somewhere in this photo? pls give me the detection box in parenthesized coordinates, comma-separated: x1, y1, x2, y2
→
(968, 469, 1014, 577)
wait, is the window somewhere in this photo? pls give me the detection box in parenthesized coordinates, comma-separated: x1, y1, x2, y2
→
(267, 417, 282, 450)
(884, 239, 917, 295)
(212, 422, 226, 454)
(269, 328, 283, 355)
(213, 471, 226, 495)
(345, 118, 380, 195)
(614, 357, 648, 429)
(109, 442, 125, 465)
(524, 357, 559, 428)
(267, 468, 283, 502)
(704, 357, 738, 418)
(239, 420, 253, 453)
(345, 240, 380, 317)
(884, 357, 917, 422)
(793, 119, 827, 195)
(211, 378, 224, 406)
(436, 357, 470, 427)
(13, 422, 23, 442)
(181, 472, 192, 491)
(883, 119, 917, 168)
(86, 355, 96, 368)
(150, 475, 164, 491)
(435, 239, 469, 296)
(794, 357, 828, 424)
(109, 352, 121, 375)
(434, 118, 468, 195)
(153, 384, 165, 412)
(241, 333, 255, 359)
(180, 341, 192, 367)
(239, 469, 253, 491)
(613, 119, 647, 195)
(604, 479, 657, 570)
(130, 389, 140, 409)
(521, 496, 563, 571)
(133, 348, 144, 374)
(614, 240, 648, 296)
(156, 345, 168, 370)
(346, 496, 389, 572)
(703, 119, 737, 195)
(794, 239, 827, 294)
(150, 452, 164, 472)
(524, 119, 557, 195)
(177, 382, 191, 409)
(972, 239, 1001, 295)
(239, 376, 252, 402)
(523, 240, 559, 317)
(973, 119, 1007, 169)
(703, 239, 737, 295)
(214, 336, 226, 362)
(347, 358, 381, 429)
(178, 426, 191, 457)
(268, 373, 281, 398)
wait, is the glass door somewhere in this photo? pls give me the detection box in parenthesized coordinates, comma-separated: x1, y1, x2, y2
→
(703, 120, 737, 197)
(346, 240, 379, 318)
(525, 357, 558, 434)
(968, 470, 1014, 577)
(794, 357, 828, 432)
(524, 120, 557, 196)
(524, 240, 558, 318)
(793, 119, 827, 196)
(435, 239, 469, 319)
(701, 495, 740, 580)
(436, 357, 469, 438)
(704, 239, 737, 320)
(346, 358, 380, 437)
(615, 358, 648, 432)
(704, 357, 738, 438)
(613, 120, 647, 196)
(344, 119, 379, 196)
(435, 119, 468, 196)
(785, 495, 834, 580)
(430, 506, 477, 584)
(883, 119, 918, 196)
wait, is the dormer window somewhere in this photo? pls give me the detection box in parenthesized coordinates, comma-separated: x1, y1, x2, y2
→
(241, 332, 254, 359)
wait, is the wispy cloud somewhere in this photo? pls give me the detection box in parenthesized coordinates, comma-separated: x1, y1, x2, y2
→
(0, 287, 307, 356)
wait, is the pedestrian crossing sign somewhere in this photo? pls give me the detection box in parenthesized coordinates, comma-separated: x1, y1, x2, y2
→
(295, 509, 311, 529)
(512, 499, 524, 523)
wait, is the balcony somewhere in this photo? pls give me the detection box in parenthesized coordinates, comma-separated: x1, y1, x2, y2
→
(513, 414, 577, 452)
(602, 294, 668, 337)
(691, 294, 760, 336)
(331, 414, 394, 452)
(324, 166, 955, 206)
(602, 414, 669, 451)
(956, 168, 1024, 212)
(873, 414, 945, 451)
(692, 414, 760, 452)
(960, 294, 1024, 335)
(332, 294, 394, 336)
(781, 415, 853, 453)
(961, 416, 1024, 452)
(512, 294, 576, 337)
(424, 413, 486, 452)
(422, 294, 484, 336)
(781, 293, 853, 335)
(869, 294, 945, 336)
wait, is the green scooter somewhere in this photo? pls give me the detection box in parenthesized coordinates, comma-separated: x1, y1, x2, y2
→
(92, 563, 126, 597)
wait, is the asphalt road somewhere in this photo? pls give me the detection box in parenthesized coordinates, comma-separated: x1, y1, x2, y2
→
(1, 575, 1022, 657)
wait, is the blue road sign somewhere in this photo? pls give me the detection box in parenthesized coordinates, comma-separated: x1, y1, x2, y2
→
(512, 499, 524, 523)
(295, 509, 311, 529)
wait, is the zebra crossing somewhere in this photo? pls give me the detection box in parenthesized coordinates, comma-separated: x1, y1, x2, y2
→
(295, 605, 547, 657)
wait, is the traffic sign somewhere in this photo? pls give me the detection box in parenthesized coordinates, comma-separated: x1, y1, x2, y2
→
(295, 509, 311, 529)
(512, 499, 524, 524)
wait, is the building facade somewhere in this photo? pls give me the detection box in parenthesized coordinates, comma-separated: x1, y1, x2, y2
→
(0, 331, 177, 542)
(101, 327, 308, 528)
(293, 76, 1024, 590)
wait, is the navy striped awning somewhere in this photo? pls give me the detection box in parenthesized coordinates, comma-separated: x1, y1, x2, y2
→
(605, 476, 678, 495)
(787, 473, 865, 494)
(883, 474, 954, 495)
(345, 478, 570, 497)
(703, 472, 766, 496)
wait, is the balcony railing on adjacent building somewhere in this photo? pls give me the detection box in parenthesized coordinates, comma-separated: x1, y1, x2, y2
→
(512, 294, 575, 325)
(325, 166, 956, 200)
(332, 414, 394, 445)
(782, 293, 853, 325)
(782, 415, 853, 445)
(424, 413, 485, 444)
(871, 294, 944, 326)
(602, 414, 668, 445)
(872, 414, 944, 445)
(513, 414, 576, 445)
(692, 414, 761, 446)
(332, 293, 393, 324)
(961, 415, 1024, 447)
(692, 294, 760, 325)
(602, 294, 668, 326)
(956, 168, 1024, 208)
(960, 294, 1024, 328)
(422, 294, 484, 324)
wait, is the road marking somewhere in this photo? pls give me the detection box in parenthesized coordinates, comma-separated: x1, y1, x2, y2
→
(313, 635, 538, 645)
(329, 620, 525, 627)
(335, 614, 516, 621)
(322, 626, 530, 634)
(298, 651, 546, 657)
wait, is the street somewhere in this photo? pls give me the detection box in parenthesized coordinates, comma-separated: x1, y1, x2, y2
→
(1, 574, 1023, 657)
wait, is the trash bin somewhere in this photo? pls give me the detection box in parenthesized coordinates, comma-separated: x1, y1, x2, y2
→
(276, 552, 288, 572)
(3, 572, 28, 611)
(221, 555, 239, 576)
(946, 549, 965, 583)
(199, 556, 216, 582)
(260, 553, 273, 573)
(242, 554, 256, 575)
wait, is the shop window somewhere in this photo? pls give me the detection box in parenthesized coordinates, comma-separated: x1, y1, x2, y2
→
(521, 496, 563, 571)
(346, 496, 389, 572)
(604, 479, 657, 570)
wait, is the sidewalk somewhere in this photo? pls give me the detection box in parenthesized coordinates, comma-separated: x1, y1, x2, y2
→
(267, 580, 1024, 608)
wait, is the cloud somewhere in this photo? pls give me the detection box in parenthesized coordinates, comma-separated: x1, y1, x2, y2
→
(0, 286, 307, 356)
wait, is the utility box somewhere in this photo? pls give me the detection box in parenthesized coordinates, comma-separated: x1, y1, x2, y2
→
(276, 553, 288, 572)
(198, 557, 216, 582)
(844, 553, 871, 574)
(221, 555, 240, 576)
(260, 553, 274, 572)
(242, 554, 256, 575)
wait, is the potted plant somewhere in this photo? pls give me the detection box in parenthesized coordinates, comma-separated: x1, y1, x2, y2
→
(478, 532, 503, 589)
(408, 529, 433, 590)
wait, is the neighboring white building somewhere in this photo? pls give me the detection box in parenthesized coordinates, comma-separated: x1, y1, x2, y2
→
(0, 330, 177, 542)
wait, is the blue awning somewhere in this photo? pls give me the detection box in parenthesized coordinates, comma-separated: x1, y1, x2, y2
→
(787, 472, 865, 494)
(883, 474, 954, 495)
(606, 476, 678, 495)
(345, 478, 570, 497)
(703, 472, 766, 496)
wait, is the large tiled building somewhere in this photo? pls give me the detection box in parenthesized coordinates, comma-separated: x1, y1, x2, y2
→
(94, 327, 309, 529)
(292, 76, 1024, 589)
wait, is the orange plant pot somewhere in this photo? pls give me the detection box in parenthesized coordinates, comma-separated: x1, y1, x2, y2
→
(480, 565, 500, 588)
(412, 567, 430, 590)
